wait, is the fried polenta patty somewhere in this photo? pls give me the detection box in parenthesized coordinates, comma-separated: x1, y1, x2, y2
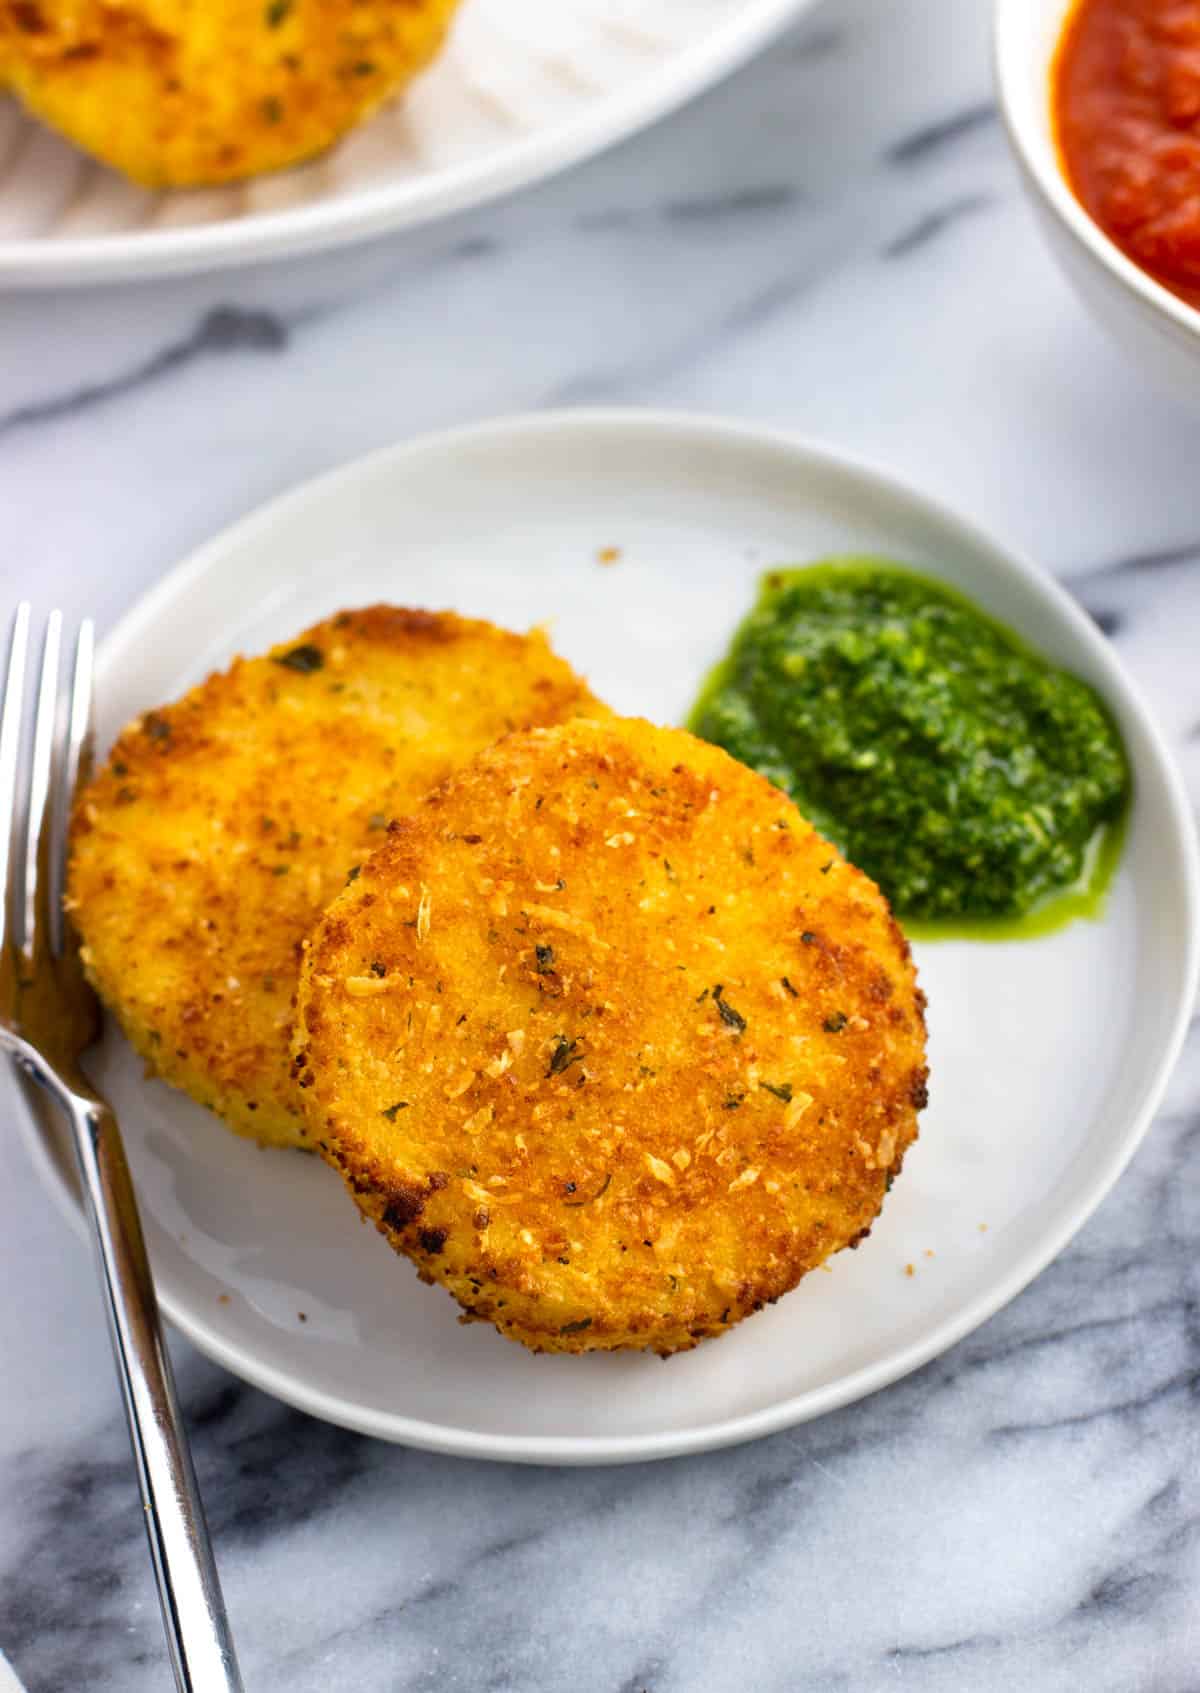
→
(0, 0, 459, 187)
(68, 608, 605, 1149)
(294, 717, 928, 1355)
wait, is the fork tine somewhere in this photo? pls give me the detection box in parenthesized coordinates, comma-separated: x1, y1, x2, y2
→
(0, 603, 31, 959)
(22, 609, 62, 958)
(51, 618, 95, 957)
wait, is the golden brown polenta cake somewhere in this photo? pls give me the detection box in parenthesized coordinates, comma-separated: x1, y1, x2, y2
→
(0, 0, 460, 187)
(68, 608, 606, 1148)
(294, 716, 928, 1356)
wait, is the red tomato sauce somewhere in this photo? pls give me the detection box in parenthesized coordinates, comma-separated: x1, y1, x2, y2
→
(1054, 0, 1200, 310)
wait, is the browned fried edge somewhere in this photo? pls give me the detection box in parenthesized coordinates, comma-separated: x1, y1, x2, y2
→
(293, 725, 929, 1355)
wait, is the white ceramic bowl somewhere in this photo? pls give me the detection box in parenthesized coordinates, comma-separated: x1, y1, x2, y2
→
(995, 0, 1200, 397)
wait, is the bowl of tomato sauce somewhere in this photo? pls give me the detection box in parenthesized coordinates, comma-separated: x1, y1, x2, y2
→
(996, 0, 1200, 394)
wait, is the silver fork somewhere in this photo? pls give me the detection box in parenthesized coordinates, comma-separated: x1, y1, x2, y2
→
(1, 604, 244, 1693)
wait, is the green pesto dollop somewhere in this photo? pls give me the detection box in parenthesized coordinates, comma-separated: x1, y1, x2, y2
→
(689, 559, 1130, 928)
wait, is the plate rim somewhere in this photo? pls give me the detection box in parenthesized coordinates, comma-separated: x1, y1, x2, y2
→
(33, 408, 1200, 1464)
(0, 0, 812, 288)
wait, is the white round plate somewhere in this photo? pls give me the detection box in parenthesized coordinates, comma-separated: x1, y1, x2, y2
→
(0, 0, 811, 288)
(25, 411, 1199, 1463)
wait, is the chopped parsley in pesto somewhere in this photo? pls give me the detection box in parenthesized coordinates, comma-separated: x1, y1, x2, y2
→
(689, 559, 1130, 924)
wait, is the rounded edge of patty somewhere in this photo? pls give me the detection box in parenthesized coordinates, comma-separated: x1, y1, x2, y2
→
(294, 715, 928, 1354)
(1, 0, 461, 187)
(67, 606, 607, 1148)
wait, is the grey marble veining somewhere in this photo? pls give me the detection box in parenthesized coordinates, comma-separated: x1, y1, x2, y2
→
(3, 0, 1200, 1688)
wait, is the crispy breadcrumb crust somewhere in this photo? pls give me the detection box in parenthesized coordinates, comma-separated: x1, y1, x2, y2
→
(295, 717, 928, 1355)
(0, 0, 459, 187)
(67, 608, 605, 1147)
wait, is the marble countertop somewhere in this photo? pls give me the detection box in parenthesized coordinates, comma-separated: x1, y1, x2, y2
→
(4, 0, 1200, 1688)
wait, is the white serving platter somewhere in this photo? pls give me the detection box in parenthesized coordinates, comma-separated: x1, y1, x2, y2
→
(0, 0, 812, 286)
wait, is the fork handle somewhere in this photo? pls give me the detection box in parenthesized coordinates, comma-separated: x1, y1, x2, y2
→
(59, 1083, 244, 1693)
